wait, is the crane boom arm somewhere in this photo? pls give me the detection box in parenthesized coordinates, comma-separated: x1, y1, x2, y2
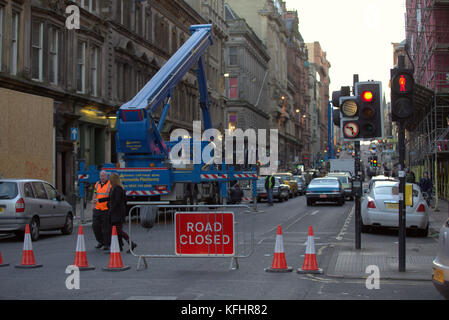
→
(116, 24, 214, 158)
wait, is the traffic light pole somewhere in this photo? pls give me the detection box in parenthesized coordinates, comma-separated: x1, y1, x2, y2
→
(354, 141, 362, 250)
(398, 121, 406, 272)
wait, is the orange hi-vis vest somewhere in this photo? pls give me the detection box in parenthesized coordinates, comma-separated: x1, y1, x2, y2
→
(94, 180, 111, 211)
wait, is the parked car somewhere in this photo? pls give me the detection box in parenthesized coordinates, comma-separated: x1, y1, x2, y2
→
(0, 179, 74, 241)
(306, 177, 345, 206)
(432, 219, 449, 299)
(327, 172, 353, 200)
(361, 181, 429, 236)
(256, 176, 290, 202)
(274, 173, 298, 198)
(367, 175, 398, 192)
(293, 175, 307, 195)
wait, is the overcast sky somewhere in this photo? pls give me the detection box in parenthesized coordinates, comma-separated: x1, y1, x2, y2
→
(287, 0, 406, 103)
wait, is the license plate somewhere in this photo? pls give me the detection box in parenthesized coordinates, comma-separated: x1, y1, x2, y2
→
(319, 194, 327, 198)
(433, 269, 445, 284)
(386, 203, 399, 209)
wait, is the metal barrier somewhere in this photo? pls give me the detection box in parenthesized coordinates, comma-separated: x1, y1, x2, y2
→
(126, 203, 256, 271)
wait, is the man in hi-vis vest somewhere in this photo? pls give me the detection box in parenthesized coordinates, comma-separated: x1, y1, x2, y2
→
(92, 170, 111, 250)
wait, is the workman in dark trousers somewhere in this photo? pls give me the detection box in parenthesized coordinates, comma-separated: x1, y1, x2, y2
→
(92, 170, 112, 250)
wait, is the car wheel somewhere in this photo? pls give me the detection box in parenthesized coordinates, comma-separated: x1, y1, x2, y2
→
(361, 220, 370, 233)
(338, 198, 345, 206)
(30, 217, 40, 242)
(417, 224, 429, 237)
(307, 199, 313, 206)
(61, 214, 73, 235)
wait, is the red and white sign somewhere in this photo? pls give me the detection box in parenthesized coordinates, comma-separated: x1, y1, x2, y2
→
(175, 212, 234, 256)
(200, 174, 228, 180)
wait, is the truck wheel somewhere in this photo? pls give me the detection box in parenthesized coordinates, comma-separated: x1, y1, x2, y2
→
(140, 206, 157, 229)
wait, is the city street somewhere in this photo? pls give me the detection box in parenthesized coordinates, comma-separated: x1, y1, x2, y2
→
(0, 195, 443, 300)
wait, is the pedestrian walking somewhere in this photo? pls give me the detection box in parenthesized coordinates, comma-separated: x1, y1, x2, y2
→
(92, 170, 112, 250)
(265, 174, 275, 206)
(406, 169, 416, 184)
(108, 173, 137, 253)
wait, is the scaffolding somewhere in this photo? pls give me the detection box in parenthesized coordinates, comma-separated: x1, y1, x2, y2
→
(404, 0, 449, 206)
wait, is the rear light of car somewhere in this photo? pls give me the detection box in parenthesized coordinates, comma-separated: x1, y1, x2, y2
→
(368, 201, 376, 209)
(16, 198, 25, 213)
(417, 204, 426, 212)
(155, 185, 167, 191)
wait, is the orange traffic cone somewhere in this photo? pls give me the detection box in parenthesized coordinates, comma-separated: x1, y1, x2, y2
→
(0, 250, 9, 267)
(297, 226, 323, 274)
(73, 226, 95, 271)
(15, 224, 43, 269)
(102, 226, 130, 272)
(265, 225, 292, 272)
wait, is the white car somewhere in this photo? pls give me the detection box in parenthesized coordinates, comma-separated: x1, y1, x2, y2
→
(432, 219, 449, 299)
(361, 181, 429, 236)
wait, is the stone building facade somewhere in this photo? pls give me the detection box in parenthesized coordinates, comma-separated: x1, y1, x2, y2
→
(223, 4, 270, 133)
(0, 0, 224, 201)
(284, 10, 310, 168)
(306, 41, 331, 164)
(224, 0, 298, 170)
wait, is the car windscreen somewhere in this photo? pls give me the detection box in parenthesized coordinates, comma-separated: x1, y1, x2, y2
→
(257, 178, 266, 186)
(275, 175, 290, 181)
(374, 186, 399, 195)
(0, 182, 18, 199)
(309, 179, 339, 187)
(329, 176, 348, 184)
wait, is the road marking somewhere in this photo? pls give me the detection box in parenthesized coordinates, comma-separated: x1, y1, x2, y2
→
(336, 206, 354, 241)
(310, 210, 319, 216)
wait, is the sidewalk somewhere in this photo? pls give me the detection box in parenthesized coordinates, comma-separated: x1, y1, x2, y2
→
(326, 200, 449, 281)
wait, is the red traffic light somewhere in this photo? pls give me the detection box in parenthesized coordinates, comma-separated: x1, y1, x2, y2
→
(362, 91, 373, 102)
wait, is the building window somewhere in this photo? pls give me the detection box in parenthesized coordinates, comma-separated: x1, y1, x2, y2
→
(228, 112, 237, 132)
(32, 21, 44, 81)
(229, 47, 237, 65)
(49, 26, 59, 85)
(0, 7, 3, 71)
(10, 12, 19, 75)
(228, 77, 238, 99)
(135, 3, 142, 35)
(90, 46, 99, 96)
(81, 0, 96, 13)
(145, 11, 151, 42)
(76, 41, 86, 93)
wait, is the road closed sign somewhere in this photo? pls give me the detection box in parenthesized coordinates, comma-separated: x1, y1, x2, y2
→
(175, 212, 234, 256)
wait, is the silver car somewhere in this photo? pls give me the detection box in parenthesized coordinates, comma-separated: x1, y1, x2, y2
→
(433, 219, 449, 299)
(0, 179, 74, 241)
(361, 180, 429, 236)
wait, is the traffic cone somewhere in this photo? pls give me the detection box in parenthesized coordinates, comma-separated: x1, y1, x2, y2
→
(73, 226, 95, 271)
(0, 250, 9, 267)
(102, 226, 130, 272)
(15, 224, 43, 269)
(265, 225, 292, 272)
(297, 226, 323, 274)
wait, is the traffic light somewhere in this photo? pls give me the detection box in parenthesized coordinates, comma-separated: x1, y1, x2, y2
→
(339, 81, 383, 140)
(390, 68, 414, 122)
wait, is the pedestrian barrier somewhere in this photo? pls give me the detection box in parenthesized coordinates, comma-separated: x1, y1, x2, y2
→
(0, 250, 8, 267)
(265, 225, 292, 272)
(15, 224, 42, 269)
(102, 226, 130, 272)
(127, 203, 256, 271)
(73, 226, 95, 271)
(297, 226, 323, 274)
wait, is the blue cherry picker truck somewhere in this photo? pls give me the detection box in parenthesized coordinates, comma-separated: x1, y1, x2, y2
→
(77, 25, 259, 227)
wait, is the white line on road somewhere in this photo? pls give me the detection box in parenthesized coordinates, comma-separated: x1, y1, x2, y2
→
(336, 206, 354, 241)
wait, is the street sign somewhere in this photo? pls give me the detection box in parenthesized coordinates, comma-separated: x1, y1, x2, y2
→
(71, 127, 78, 141)
(175, 212, 234, 256)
